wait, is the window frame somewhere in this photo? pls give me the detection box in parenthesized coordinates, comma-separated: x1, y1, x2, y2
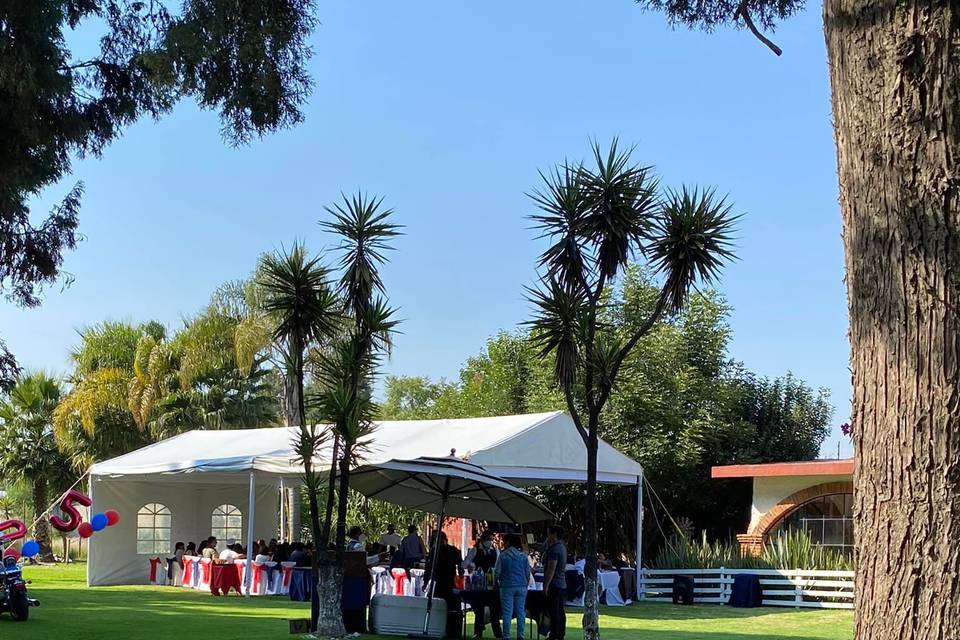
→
(136, 503, 172, 556)
(211, 503, 243, 542)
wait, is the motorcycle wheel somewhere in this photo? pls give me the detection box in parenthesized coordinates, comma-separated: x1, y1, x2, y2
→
(9, 592, 28, 621)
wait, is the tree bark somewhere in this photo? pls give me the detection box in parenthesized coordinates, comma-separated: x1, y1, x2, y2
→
(582, 415, 600, 640)
(32, 477, 55, 562)
(823, 1, 960, 636)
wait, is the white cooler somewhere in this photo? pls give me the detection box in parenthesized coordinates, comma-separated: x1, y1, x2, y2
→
(369, 594, 447, 637)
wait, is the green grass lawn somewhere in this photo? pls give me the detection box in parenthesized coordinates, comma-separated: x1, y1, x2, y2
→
(8, 564, 852, 640)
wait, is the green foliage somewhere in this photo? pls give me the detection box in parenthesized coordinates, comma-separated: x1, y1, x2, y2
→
(649, 529, 853, 572)
(0, 372, 72, 486)
(634, 0, 805, 32)
(383, 268, 833, 557)
(0, 1, 316, 388)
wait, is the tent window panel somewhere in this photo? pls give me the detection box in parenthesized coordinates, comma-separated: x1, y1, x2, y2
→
(211, 504, 243, 542)
(136, 503, 171, 555)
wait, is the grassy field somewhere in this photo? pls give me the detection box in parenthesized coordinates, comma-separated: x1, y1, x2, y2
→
(5, 564, 852, 640)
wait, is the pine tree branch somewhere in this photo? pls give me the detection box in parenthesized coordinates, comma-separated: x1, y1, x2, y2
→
(734, 2, 783, 56)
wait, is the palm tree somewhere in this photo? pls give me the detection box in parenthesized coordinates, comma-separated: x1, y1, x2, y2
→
(526, 140, 738, 640)
(0, 373, 74, 561)
(315, 194, 400, 557)
(257, 242, 340, 635)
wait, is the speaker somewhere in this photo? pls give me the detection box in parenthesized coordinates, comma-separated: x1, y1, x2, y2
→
(672, 575, 695, 605)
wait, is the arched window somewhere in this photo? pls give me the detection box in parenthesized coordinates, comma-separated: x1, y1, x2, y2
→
(211, 504, 243, 542)
(770, 493, 853, 554)
(137, 503, 171, 555)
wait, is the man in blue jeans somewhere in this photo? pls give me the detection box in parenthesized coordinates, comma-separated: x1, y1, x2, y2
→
(494, 534, 531, 640)
(540, 526, 567, 640)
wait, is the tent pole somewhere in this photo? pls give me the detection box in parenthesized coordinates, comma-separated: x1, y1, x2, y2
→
(636, 473, 643, 602)
(279, 477, 286, 542)
(244, 471, 256, 598)
(422, 479, 450, 636)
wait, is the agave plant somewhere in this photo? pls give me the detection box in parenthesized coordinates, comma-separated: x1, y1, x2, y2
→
(526, 139, 738, 640)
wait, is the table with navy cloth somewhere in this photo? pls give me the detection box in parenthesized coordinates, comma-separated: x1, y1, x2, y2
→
(288, 567, 314, 602)
(456, 589, 547, 629)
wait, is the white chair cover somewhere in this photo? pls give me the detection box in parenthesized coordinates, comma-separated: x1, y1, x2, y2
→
(565, 563, 585, 607)
(197, 558, 213, 590)
(265, 562, 281, 595)
(279, 561, 296, 596)
(599, 570, 624, 606)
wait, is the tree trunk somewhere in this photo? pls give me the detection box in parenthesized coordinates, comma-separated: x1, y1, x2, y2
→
(335, 446, 352, 558)
(32, 477, 55, 562)
(582, 418, 600, 640)
(823, 1, 960, 637)
(288, 487, 301, 542)
(321, 433, 340, 547)
(283, 372, 301, 427)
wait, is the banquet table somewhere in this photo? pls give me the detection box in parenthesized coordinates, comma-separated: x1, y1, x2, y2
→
(210, 562, 242, 596)
(289, 567, 314, 602)
(456, 589, 547, 637)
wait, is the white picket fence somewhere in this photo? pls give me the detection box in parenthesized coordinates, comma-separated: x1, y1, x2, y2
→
(640, 567, 854, 609)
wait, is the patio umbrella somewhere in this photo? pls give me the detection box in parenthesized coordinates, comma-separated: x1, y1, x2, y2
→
(350, 453, 554, 636)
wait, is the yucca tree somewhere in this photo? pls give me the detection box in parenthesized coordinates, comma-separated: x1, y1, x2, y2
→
(0, 372, 74, 561)
(307, 194, 400, 633)
(526, 140, 738, 640)
(257, 242, 340, 634)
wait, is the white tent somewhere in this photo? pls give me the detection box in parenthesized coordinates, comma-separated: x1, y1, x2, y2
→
(87, 411, 644, 587)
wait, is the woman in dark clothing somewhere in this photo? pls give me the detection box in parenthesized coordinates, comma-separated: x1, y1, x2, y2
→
(424, 532, 464, 639)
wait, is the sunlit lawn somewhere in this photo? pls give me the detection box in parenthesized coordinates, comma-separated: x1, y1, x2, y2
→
(10, 564, 852, 640)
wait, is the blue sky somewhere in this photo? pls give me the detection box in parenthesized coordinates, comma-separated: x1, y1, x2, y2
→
(3, 1, 852, 457)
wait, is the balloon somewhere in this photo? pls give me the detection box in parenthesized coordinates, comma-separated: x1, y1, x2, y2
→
(77, 522, 93, 539)
(21, 540, 40, 558)
(0, 519, 26, 544)
(91, 513, 108, 532)
(3, 546, 20, 561)
(50, 489, 92, 533)
(105, 510, 120, 526)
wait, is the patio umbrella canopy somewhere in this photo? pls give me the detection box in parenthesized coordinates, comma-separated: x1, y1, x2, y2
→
(351, 454, 554, 523)
(353, 454, 553, 637)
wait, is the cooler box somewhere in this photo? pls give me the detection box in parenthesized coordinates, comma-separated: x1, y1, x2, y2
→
(369, 594, 447, 637)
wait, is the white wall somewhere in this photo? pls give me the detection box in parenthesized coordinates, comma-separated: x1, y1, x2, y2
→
(87, 475, 280, 586)
(749, 474, 852, 531)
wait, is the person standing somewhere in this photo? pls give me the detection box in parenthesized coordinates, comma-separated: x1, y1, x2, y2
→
(400, 525, 427, 567)
(495, 534, 531, 640)
(424, 532, 464, 639)
(379, 523, 402, 550)
(540, 526, 568, 640)
(463, 531, 502, 639)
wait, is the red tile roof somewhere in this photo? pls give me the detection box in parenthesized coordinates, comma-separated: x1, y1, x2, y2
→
(710, 459, 853, 479)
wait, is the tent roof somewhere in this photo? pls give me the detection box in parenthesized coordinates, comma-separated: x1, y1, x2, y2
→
(89, 411, 643, 485)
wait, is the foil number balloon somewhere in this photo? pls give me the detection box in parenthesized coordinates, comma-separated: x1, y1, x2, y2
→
(50, 489, 93, 533)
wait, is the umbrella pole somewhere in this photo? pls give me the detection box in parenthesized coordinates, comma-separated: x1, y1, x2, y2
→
(422, 480, 450, 637)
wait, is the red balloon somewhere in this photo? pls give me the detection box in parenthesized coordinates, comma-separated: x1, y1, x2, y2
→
(3, 546, 20, 561)
(105, 510, 120, 526)
(77, 522, 93, 539)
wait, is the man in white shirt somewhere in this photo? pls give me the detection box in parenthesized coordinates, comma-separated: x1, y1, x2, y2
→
(378, 524, 402, 550)
(219, 543, 243, 562)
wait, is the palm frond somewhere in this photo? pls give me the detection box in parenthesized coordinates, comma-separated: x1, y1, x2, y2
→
(580, 138, 659, 281)
(648, 186, 740, 313)
(528, 162, 591, 293)
(257, 242, 341, 346)
(525, 278, 587, 388)
(320, 193, 403, 318)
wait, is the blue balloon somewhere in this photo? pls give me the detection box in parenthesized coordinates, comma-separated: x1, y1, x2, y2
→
(91, 513, 108, 532)
(21, 540, 40, 558)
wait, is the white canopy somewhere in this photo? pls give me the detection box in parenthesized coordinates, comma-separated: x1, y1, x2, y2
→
(86, 412, 644, 587)
(89, 411, 644, 485)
